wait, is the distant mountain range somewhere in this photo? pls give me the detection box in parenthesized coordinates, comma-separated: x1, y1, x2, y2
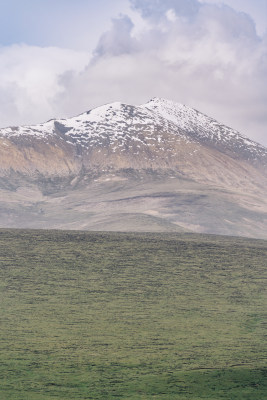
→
(0, 98, 266, 238)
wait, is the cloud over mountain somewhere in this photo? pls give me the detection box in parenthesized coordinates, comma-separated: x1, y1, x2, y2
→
(0, 0, 266, 145)
(54, 0, 267, 145)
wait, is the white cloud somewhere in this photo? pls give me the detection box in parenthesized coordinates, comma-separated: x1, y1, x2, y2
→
(0, 45, 89, 126)
(166, 9, 177, 22)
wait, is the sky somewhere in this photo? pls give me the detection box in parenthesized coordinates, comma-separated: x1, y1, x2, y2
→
(0, 0, 266, 145)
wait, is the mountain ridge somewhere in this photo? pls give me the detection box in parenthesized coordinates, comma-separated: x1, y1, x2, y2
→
(1, 97, 266, 159)
(0, 98, 266, 238)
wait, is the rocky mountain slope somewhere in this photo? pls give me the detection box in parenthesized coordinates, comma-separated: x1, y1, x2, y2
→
(0, 98, 266, 238)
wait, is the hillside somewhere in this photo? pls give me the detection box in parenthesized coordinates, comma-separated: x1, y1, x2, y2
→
(0, 98, 266, 237)
(0, 229, 266, 399)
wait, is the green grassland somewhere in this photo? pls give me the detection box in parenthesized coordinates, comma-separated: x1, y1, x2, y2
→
(0, 229, 266, 399)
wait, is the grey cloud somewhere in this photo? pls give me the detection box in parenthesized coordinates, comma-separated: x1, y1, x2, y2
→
(94, 16, 136, 57)
(198, 3, 258, 41)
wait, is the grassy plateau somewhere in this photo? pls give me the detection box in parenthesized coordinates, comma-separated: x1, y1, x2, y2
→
(0, 229, 266, 399)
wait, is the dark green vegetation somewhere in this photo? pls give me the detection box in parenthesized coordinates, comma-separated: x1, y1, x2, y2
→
(0, 229, 266, 399)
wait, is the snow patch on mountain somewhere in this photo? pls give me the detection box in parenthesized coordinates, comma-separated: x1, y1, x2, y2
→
(0, 119, 55, 138)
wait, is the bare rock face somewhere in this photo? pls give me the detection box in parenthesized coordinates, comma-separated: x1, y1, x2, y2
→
(0, 98, 267, 238)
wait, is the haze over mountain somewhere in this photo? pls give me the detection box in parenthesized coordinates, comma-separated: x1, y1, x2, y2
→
(0, 98, 266, 238)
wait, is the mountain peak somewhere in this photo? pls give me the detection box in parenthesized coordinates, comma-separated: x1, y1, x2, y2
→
(141, 97, 266, 161)
(141, 97, 198, 126)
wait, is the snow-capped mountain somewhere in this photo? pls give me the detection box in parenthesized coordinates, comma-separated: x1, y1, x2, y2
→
(0, 98, 266, 237)
(1, 98, 266, 168)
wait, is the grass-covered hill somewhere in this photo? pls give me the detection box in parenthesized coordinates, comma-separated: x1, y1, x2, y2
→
(0, 229, 266, 399)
